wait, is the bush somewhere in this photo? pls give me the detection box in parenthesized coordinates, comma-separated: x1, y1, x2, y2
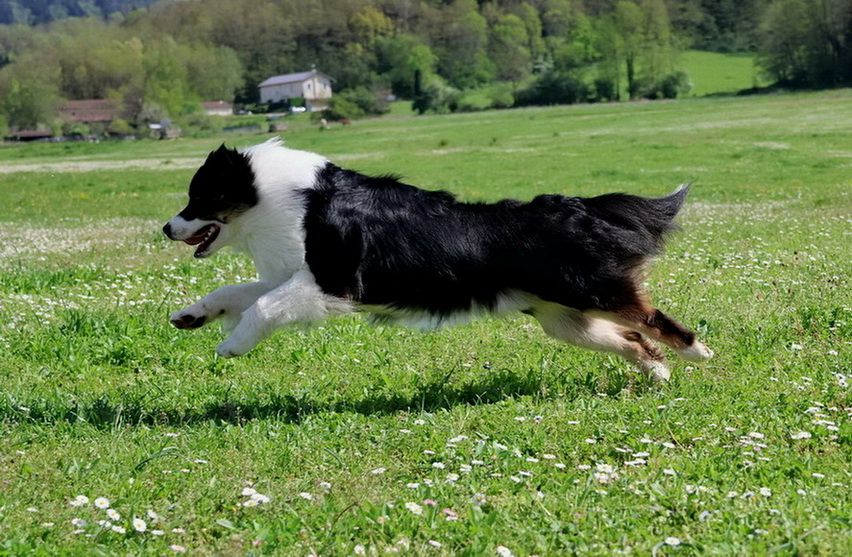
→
(321, 96, 365, 122)
(176, 112, 224, 136)
(637, 71, 691, 99)
(107, 118, 134, 136)
(456, 90, 492, 112)
(412, 77, 461, 114)
(488, 83, 515, 109)
(62, 122, 91, 137)
(592, 77, 617, 102)
(455, 83, 515, 112)
(514, 70, 589, 106)
(338, 87, 389, 116)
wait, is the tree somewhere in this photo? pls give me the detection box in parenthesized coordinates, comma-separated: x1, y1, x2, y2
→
(513, 2, 546, 63)
(638, 0, 677, 87)
(614, 0, 643, 97)
(377, 34, 437, 98)
(0, 54, 60, 128)
(350, 5, 393, 47)
(758, 0, 852, 86)
(490, 14, 532, 84)
(432, 0, 493, 88)
(613, 0, 679, 98)
(185, 44, 243, 101)
(142, 37, 195, 118)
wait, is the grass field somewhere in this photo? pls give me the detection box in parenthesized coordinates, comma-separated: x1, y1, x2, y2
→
(0, 90, 850, 555)
(680, 51, 767, 97)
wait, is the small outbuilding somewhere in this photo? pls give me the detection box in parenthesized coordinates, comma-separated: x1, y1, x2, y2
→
(258, 69, 332, 111)
(202, 100, 233, 116)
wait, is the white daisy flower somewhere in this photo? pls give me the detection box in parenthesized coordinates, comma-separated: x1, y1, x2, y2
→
(111, 525, 126, 534)
(94, 497, 110, 509)
(132, 518, 147, 532)
(664, 536, 681, 546)
(71, 518, 87, 527)
(298, 492, 314, 501)
(432, 462, 445, 470)
(496, 546, 514, 557)
(759, 487, 772, 497)
(69, 495, 89, 508)
(152, 529, 165, 536)
(405, 502, 423, 515)
(106, 509, 121, 521)
(241, 487, 257, 497)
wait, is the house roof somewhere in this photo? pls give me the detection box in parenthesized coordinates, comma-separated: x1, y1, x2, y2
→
(60, 99, 119, 123)
(201, 100, 233, 110)
(258, 70, 332, 88)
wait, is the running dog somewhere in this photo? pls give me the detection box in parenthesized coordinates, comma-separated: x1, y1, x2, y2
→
(163, 139, 712, 381)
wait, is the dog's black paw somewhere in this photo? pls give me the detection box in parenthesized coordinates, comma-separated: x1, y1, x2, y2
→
(170, 312, 206, 329)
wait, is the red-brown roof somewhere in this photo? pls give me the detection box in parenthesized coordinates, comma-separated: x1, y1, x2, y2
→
(60, 99, 119, 123)
(202, 100, 233, 110)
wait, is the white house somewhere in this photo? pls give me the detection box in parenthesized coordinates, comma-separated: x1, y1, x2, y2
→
(258, 69, 333, 111)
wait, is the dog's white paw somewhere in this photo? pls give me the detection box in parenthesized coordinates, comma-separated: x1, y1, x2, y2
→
(170, 306, 209, 330)
(216, 335, 256, 358)
(679, 341, 714, 362)
(645, 361, 671, 382)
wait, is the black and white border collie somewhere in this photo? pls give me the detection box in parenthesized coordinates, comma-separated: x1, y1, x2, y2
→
(163, 138, 712, 382)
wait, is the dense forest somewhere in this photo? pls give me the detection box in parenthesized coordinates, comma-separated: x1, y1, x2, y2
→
(0, 1, 157, 24)
(1, 0, 850, 133)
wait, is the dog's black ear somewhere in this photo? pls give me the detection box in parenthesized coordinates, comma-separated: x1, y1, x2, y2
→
(208, 143, 242, 167)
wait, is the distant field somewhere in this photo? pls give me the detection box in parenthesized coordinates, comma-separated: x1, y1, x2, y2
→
(680, 50, 767, 96)
(0, 91, 850, 555)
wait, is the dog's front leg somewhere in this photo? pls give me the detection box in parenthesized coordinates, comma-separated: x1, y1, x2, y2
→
(216, 269, 351, 358)
(170, 281, 276, 331)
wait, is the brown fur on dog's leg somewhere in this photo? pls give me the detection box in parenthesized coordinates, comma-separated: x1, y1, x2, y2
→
(534, 305, 672, 381)
(596, 305, 713, 362)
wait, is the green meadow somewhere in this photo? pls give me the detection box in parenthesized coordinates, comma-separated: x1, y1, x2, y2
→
(679, 50, 767, 97)
(0, 90, 850, 555)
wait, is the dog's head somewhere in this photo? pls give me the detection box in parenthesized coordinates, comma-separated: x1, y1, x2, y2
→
(163, 144, 258, 258)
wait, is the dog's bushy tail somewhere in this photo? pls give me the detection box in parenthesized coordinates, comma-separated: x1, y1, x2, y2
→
(583, 184, 690, 255)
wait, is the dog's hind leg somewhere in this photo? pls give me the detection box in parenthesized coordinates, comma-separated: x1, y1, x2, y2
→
(171, 281, 275, 331)
(533, 304, 671, 381)
(592, 304, 713, 362)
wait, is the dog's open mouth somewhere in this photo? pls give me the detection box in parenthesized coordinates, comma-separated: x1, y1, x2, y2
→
(183, 224, 220, 257)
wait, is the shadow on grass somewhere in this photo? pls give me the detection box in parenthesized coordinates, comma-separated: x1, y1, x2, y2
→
(3, 366, 641, 429)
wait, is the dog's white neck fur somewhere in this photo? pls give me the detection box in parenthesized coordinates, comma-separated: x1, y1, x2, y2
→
(233, 138, 327, 282)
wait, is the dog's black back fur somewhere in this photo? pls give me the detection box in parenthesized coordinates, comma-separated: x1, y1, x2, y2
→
(303, 164, 687, 317)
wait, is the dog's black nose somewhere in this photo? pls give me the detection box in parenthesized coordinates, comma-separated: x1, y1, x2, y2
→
(162, 222, 173, 239)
